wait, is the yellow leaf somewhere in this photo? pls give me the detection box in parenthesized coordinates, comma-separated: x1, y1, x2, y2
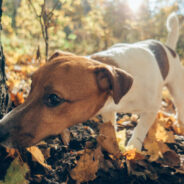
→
(26, 146, 51, 169)
(144, 138, 170, 161)
(143, 112, 176, 161)
(123, 148, 145, 160)
(116, 129, 126, 153)
(155, 122, 175, 143)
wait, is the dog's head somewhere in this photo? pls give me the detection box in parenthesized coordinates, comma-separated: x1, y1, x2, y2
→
(0, 51, 133, 148)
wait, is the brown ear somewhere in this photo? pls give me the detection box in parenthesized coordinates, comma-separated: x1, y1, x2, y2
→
(94, 66, 133, 104)
(48, 50, 76, 62)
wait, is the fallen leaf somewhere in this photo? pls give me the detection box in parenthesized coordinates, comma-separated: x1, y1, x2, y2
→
(126, 159, 158, 180)
(0, 158, 29, 184)
(155, 121, 175, 143)
(116, 129, 126, 153)
(70, 147, 102, 183)
(10, 92, 24, 106)
(144, 138, 170, 161)
(97, 122, 121, 158)
(123, 148, 145, 161)
(26, 146, 51, 169)
(5, 148, 18, 158)
(144, 112, 176, 161)
(60, 128, 71, 145)
(162, 150, 180, 167)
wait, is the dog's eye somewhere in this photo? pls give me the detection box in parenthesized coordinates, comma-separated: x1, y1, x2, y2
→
(45, 94, 66, 107)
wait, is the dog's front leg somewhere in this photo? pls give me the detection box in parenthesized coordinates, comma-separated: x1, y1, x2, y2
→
(127, 111, 158, 151)
(102, 112, 117, 130)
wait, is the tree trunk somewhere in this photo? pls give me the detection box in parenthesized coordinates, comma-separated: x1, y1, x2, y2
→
(0, 0, 9, 119)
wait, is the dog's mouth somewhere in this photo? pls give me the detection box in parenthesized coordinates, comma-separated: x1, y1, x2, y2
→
(0, 129, 61, 149)
(0, 132, 36, 149)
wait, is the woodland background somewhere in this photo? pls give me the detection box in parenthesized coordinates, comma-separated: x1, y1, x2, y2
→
(2, 0, 184, 105)
(1, 0, 184, 184)
(2, 0, 184, 60)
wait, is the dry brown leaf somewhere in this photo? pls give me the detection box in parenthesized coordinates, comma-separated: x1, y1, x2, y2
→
(155, 121, 175, 143)
(6, 148, 19, 158)
(70, 147, 102, 183)
(144, 112, 176, 161)
(60, 128, 71, 145)
(97, 122, 121, 158)
(126, 159, 158, 180)
(144, 138, 170, 161)
(145, 117, 175, 143)
(123, 148, 145, 161)
(162, 150, 180, 167)
(27, 146, 51, 169)
(10, 92, 24, 106)
(157, 111, 184, 135)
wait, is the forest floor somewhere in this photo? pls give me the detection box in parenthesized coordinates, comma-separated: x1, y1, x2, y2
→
(1, 56, 184, 184)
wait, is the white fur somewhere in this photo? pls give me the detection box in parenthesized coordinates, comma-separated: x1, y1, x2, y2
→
(93, 13, 182, 150)
(166, 12, 179, 50)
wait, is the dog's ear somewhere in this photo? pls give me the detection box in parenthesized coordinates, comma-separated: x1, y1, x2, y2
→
(94, 66, 133, 104)
(48, 50, 76, 62)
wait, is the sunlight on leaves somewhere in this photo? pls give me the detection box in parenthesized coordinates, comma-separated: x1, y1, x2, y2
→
(123, 148, 145, 161)
(116, 129, 126, 153)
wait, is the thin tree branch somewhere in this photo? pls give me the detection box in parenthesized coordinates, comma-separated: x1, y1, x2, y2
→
(28, 0, 59, 62)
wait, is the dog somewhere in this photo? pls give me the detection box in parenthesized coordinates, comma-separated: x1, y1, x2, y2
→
(0, 13, 181, 151)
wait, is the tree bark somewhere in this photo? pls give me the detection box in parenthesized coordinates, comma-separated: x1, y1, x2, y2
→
(0, 0, 9, 119)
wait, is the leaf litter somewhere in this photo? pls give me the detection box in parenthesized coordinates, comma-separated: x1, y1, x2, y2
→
(1, 55, 184, 183)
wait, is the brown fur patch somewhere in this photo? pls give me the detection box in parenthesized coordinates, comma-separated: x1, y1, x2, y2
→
(48, 50, 76, 61)
(165, 45, 177, 58)
(148, 41, 169, 80)
(91, 55, 119, 68)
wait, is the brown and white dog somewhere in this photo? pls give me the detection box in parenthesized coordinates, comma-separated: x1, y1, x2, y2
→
(0, 13, 181, 151)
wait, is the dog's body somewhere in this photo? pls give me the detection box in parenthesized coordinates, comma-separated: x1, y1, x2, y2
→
(0, 13, 183, 151)
(91, 13, 182, 150)
(93, 40, 180, 150)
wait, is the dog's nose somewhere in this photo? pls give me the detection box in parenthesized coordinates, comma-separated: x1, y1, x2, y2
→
(0, 126, 9, 143)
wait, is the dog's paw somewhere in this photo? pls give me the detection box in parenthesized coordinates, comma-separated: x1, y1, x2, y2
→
(127, 137, 142, 151)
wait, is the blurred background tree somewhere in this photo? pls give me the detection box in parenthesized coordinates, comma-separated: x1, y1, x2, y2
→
(1, 0, 184, 60)
(0, 0, 9, 118)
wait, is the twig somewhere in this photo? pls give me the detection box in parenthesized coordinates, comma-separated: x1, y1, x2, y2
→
(28, 0, 59, 62)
